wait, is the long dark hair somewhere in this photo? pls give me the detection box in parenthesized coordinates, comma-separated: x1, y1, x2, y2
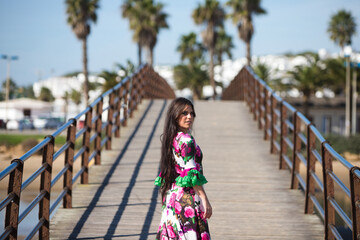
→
(160, 97, 196, 201)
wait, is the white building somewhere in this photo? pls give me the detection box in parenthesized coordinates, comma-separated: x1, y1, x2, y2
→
(0, 98, 53, 121)
(33, 73, 105, 120)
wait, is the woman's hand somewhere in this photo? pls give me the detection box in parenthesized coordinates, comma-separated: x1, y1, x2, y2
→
(203, 198, 212, 219)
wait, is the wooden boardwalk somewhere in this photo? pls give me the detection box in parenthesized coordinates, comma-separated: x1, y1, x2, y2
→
(50, 99, 324, 239)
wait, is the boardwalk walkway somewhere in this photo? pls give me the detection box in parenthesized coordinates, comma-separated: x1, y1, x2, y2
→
(50, 99, 323, 239)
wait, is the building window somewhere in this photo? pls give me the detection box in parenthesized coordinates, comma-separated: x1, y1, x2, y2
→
(23, 109, 31, 118)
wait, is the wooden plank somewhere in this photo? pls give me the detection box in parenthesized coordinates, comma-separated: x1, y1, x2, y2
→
(50, 100, 324, 240)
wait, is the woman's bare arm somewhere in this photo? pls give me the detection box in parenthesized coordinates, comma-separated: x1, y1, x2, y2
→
(193, 185, 212, 219)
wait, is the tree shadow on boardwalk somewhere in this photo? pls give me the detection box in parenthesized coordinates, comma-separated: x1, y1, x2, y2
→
(68, 100, 166, 239)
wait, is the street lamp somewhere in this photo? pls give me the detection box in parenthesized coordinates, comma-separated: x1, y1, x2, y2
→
(352, 53, 360, 135)
(1, 54, 19, 123)
(344, 45, 352, 136)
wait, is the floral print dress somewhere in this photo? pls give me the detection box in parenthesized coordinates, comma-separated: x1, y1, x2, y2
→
(154, 132, 210, 240)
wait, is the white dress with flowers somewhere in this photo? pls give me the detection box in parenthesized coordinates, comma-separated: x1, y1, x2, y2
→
(154, 132, 210, 240)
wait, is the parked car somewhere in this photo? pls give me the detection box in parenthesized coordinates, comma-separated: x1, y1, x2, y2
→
(6, 119, 35, 130)
(44, 118, 64, 129)
(33, 118, 47, 129)
(6, 120, 19, 130)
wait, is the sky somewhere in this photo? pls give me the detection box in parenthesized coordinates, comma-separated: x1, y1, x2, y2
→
(0, 0, 360, 87)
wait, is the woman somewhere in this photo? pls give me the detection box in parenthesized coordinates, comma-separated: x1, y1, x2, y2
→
(154, 97, 212, 240)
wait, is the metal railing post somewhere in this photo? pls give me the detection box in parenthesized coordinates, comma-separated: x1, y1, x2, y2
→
(39, 136, 54, 239)
(138, 69, 145, 104)
(63, 120, 76, 208)
(279, 101, 287, 169)
(115, 87, 123, 138)
(322, 143, 335, 240)
(305, 125, 315, 214)
(350, 166, 360, 240)
(123, 81, 130, 127)
(81, 108, 92, 184)
(94, 98, 103, 165)
(291, 111, 300, 189)
(106, 91, 115, 150)
(240, 71, 244, 101)
(245, 71, 249, 107)
(258, 84, 265, 130)
(5, 160, 23, 240)
(270, 94, 276, 154)
(251, 73, 255, 115)
(129, 76, 136, 118)
(254, 80, 259, 121)
(264, 89, 270, 140)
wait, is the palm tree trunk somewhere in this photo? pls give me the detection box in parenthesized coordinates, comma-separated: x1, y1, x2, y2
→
(82, 38, 89, 106)
(246, 40, 251, 66)
(138, 42, 142, 66)
(209, 47, 216, 99)
(146, 46, 153, 66)
(149, 47, 154, 67)
(193, 86, 201, 100)
(304, 94, 310, 118)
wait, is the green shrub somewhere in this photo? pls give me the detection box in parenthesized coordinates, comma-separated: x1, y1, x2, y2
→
(0, 134, 67, 147)
(325, 134, 360, 155)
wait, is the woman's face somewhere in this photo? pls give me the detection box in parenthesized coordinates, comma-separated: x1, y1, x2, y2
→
(177, 105, 194, 133)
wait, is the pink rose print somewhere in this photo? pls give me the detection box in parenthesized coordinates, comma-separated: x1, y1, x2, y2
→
(167, 225, 176, 238)
(181, 143, 187, 157)
(176, 188, 184, 201)
(173, 140, 180, 152)
(161, 225, 167, 237)
(161, 235, 169, 240)
(184, 206, 195, 218)
(169, 193, 176, 207)
(201, 232, 210, 240)
(175, 201, 182, 214)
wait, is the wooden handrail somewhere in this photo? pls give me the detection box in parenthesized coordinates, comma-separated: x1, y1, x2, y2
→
(223, 66, 360, 240)
(0, 64, 175, 240)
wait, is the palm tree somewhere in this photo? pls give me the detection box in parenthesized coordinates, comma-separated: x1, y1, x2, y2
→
(287, 53, 325, 117)
(39, 87, 55, 102)
(121, 0, 168, 66)
(322, 57, 346, 94)
(253, 60, 270, 82)
(177, 32, 205, 65)
(146, 1, 168, 66)
(1, 78, 17, 100)
(65, 0, 99, 106)
(214, 27, 234, 66)
(226, 0, 266, 65)
(122, 0, 143, 66)
(174, 63, 209, 100)
(192, 0, 225, 99)
(176, 33, 209, 99)
(327, 9, 357, 51)
(63, 91, 70, 122)
(99, 60, 136, 92)
(99, 70, 119, 93)
(115, 59, 136, 78)
(70, 89, 82, 113)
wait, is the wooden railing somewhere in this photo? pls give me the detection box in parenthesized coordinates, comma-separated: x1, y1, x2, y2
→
(0, 64, 175, 240)
(223, 66, 360, 240)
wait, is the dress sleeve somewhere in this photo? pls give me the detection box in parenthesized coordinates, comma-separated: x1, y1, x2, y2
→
(154, 172, 163, 187)
(175, 134, 207, 187)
